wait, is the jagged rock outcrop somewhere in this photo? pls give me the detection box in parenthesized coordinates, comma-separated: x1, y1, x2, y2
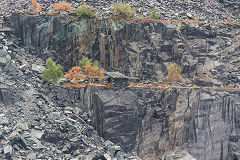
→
(9, 14, 240, 87)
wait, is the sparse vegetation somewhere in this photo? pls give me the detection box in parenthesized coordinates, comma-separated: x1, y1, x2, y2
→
(53, 1, 73, 11)
(84, 61, 92, 75)
(99, 69, 104, 81)
(165, 63, 183, 83)
(80, 56, 103, 82)
(42, 58, 63, 84)
(64, 66, 86, 84)
(84, 61, 99, 83)
(32, 0, 42, 12)
(79, 56, 98, 70)
(149, 9, 161, 19)
(63, 56, 104, 87)
(75, 4, 96, 18)
(110, 3, 136, 19)
(79, 56, 91, 69)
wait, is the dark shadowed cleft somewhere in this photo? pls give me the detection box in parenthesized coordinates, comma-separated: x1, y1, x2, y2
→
(42, 131, 63, 144)
(0, 88, 12, 107)
(92, 155, 107, 160)
(11, 137, 29, 150)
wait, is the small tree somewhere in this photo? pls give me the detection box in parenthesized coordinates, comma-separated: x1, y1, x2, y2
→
(84, 61, 92, 75)
(64, 66, 86, 84)
(79, 56, 104, 83)
(79, 56, 91, 70)
(32, 0, 42, 12)
(89, 65, 99, 77)
(84, 61, 101, 83)
(75, 4, 96, 18)
(165, 63, 182, 83)
(93, 60, 98, 67)
(42, 58, 63, 84)
(110, 3, 136, 19)
(79, 56, 99, 69)
(99, 68, 104, 81)
(149, 9, 161, 19)
(53, 1, 73, 11)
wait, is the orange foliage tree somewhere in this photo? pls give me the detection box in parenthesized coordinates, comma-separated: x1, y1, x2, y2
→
(64, 66, 86, 85)
(32, 0, 42, 12)
(84, 61, 101, 83)
(53, 1, 73, 11)
(99, 69, 104, 81)
(84, 61, 91, 75)
(89, 66, 99, 77)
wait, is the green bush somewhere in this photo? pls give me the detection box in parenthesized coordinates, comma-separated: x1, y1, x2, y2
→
(149, 9, 161, 19)
(75, 4, 96, 19)
(79, 56, 98, 70)
(79, 56, 89, 69)
(110, 3, 136, 18)
(42, 58, 63, 84)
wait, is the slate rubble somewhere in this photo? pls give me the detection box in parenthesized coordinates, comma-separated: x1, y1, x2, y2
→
(0, 0, 235, 22)
(0, 0, 240, 159)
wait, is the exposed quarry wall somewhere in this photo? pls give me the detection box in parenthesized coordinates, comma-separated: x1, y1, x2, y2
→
(8, 13, 240, 160)
(46, 85, 240, 160)
(9, 14, 229, 84)
(10, 13, 240, 87)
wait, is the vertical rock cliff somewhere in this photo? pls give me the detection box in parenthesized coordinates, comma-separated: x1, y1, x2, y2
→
(46, 85, 240, 160)
(10, 13, 240, 87)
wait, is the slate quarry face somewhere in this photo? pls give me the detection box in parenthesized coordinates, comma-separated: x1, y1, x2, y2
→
(48, 85, 240, 160)
(92, 89, 140, 152)
(8, 13, 240, 160)
(11, 14, 240, 88)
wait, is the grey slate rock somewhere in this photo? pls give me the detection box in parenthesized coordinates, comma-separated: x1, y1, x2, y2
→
(31, 64, 46, 73)
(0, 27, 14, 33)
(26, 152, 36, 160)
(4, 145, 13, 159)
(0, 49, 11, 69)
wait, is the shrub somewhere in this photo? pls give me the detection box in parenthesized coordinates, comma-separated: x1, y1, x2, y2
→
(84, 61, 92, 75)
(84, 61, 100, 83)
(165, 63, 182, 83)
(42, 58, 63, 84)
(79, 56, 91, 70)
(64, 66, 86, 84)
(75, 4, 96, 18)
(149, 9, 161, 19)
(53, 1, 73, 11)
(93, 60, 98, 67)
(78, 56, 104, 83)
(110, 3, 136, 19)
(99, 68, 104, 81)
(79, 56, 98, 70)
(32, 0, 42, 12)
